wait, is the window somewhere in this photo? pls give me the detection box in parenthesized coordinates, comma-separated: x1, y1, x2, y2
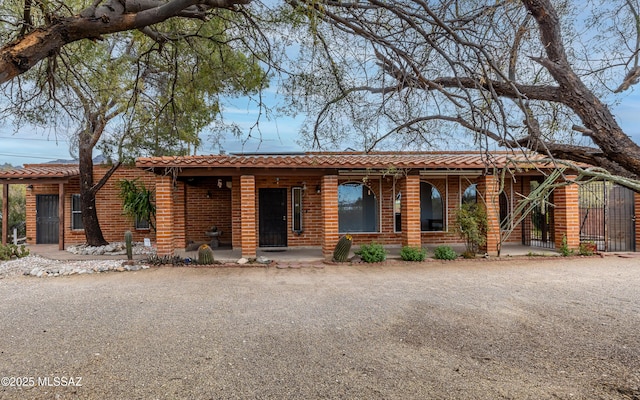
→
(292, 186, 303, 232)
(338, 182, 378, 233)
(71, 194, 83, 230)
(135, 216, 150, 230)
(420, 182, 443, 231)
(395, 192, 402, 232)
(462, 183, 477, 205)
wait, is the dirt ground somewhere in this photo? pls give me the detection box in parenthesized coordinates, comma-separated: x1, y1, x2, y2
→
(1, 255, 639, 399)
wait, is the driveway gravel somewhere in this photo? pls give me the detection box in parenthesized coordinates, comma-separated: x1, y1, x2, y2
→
(0, 255, 639, 399)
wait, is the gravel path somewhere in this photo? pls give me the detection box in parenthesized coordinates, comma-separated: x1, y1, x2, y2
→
(0, 255, 639, 399)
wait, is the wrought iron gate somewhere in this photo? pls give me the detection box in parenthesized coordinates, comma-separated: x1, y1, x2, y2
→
(579, 182, 636, 252)
(522, 181, 555, 249)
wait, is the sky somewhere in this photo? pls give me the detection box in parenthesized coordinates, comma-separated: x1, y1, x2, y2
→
(2, 86, 640, 168)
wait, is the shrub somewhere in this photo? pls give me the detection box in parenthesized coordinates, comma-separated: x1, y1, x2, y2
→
(579, 241, 596, 256)
(559, 235, 573, 257)
(0, 244, 30, 261)
(355, 242, 387, 263)
(400, 246, 426, 261)
(433, 245, 457, 260)
(454, 203, 488, 256)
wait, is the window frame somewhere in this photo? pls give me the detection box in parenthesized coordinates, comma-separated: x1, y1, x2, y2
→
(291, 186, 303, 233)
(71, 194, 83, 230)
(338, 180, 380, 234)
(420, 180, 445, 232)
(135, 215, 151, 231)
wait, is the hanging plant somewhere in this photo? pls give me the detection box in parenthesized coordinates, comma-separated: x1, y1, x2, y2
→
(118, 178, 156, 231)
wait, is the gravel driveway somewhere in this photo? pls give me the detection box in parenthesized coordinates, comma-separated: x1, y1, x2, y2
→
(1, 255, 639, 399)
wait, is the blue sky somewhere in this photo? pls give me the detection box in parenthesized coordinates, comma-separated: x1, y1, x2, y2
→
(1, 88, 639, 168)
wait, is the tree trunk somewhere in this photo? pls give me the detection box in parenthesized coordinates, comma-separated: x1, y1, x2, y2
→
(79, 132, 108, 246)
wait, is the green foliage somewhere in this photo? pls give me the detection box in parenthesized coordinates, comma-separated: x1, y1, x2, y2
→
(433, 245, 457, 260)
(197, 244, 215, 265)
(0, 244, 30, 261)
(559, 235, 573, 257)
(145, 254, 187, 266)
(333, 234, 353, 262)
(118, 179, 156, 231)
(355, 242, 387, 263)
(0, 184, 26, 238)
(454, 203, 488, 256)
(124, 230, 133, 261)
(579, 241, 597, 256)
(400, 246, 426, 262)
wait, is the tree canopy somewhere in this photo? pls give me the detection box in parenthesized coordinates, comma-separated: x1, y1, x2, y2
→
(2, 0, 640, 180)
(283, 0, 640, 179)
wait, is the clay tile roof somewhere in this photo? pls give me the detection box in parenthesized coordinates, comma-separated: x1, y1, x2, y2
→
(136, 151, 535, 170)
(0, 164, 80, 180)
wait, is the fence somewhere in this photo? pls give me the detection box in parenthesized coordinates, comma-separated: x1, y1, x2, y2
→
(579, 182, 635, 252)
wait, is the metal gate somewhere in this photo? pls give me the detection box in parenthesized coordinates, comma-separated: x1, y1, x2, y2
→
(36, 194, 59, 244)
(258, 188, 287, 247)
(522, 181, 555, 249)
(579, 182, 636, 252)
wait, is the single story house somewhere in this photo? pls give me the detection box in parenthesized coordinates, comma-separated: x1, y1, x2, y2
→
(1, 151, 638, 257)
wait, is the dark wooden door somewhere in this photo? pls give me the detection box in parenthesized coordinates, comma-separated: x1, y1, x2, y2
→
(259, 188, 287, 247)
(36, 194, 59, 244)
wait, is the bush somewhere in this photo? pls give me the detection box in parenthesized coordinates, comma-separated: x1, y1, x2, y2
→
(355, 242, 387, 263)
(579, 241, 596, 256)
(433, 245, 457, 260)
(454, 203, 488, 256)
(0, 244, 30, 261)
(400, 246, 426, 261)
(559, 235, 573, 257)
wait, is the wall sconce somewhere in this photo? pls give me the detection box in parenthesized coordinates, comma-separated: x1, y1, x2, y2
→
(276, 177, 280, 185)
(206, 190, 212, 199)
(302, 181, 307, 191)
(217, 178, 223, 189)
(27, 185, 33, 190)
(316, 185, 321, 194)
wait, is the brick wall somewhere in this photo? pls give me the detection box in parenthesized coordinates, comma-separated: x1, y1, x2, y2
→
(240, 175, 257, 258)
(554, 176, 580, 250)
(26, 166, 157, 246)
(183, 179, 232, 247)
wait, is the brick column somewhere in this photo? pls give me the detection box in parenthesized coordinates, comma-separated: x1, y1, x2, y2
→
(155, 175, 174, 256)
(477, 174, 500, 256)
(321, 175, 339, 259)
(401, 175, 422, 248)
(635, 192, 640, 251)
(173, 181, 186, 249)
(240, 175, 257, 258)
(1, 184, 7, 245)
(554, 176, 580, 250)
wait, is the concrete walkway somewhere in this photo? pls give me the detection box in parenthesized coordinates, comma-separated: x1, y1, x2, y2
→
(26, 243, 559, 263)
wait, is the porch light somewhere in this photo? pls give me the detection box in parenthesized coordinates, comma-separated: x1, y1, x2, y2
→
(316, 185, 321, 194)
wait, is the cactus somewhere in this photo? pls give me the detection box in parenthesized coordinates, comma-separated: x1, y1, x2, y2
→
(124, 230, 133, 261)
(198, 244, 215, 265)
(333, 234, 353, 262)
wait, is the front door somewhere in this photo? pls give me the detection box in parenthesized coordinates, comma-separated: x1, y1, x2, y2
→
(36, 194, 59, 244)
(259, 188, 287, 247)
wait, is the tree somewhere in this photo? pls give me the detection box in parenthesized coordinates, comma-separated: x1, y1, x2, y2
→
(282, 0, 640, 180)
(4, 0, 640, 180)
(1, 1, 266, 246)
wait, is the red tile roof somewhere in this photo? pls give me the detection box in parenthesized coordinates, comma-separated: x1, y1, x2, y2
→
(0, 164, 80, 180)
(136, 151, 540, 170)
